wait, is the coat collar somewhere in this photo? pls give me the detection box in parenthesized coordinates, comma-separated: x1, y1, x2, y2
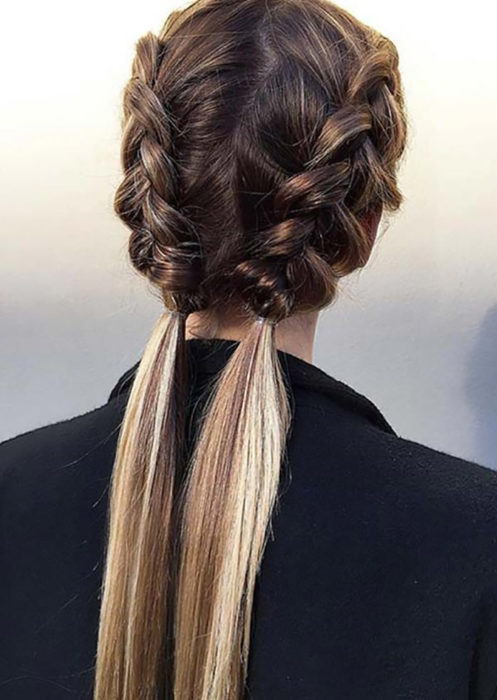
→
(107, 337, 396, 436)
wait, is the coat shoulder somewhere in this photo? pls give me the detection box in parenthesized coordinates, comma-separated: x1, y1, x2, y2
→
(293, 388, 497, 557)
(0, 396, 125, 511)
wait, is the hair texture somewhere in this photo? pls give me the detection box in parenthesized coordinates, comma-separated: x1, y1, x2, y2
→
(94, 1, 408, 698)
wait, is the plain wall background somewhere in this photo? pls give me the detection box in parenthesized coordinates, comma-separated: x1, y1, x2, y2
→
(1, 0, 496, 468)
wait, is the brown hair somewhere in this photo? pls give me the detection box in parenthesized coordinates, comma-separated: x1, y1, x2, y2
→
(94, 0, 408, 697)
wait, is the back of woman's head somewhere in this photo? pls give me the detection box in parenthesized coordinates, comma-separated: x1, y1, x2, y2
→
(95, 1, 408, 698)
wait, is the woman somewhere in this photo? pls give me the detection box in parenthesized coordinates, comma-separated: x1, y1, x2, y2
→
(1, 0, 496, 698)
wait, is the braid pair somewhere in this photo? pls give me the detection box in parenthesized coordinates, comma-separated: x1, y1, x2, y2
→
(96, 2, 409, 698)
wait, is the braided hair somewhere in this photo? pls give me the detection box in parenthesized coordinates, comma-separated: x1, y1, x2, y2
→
(95, 1, 408, 698)
(115, 32, 206, 315)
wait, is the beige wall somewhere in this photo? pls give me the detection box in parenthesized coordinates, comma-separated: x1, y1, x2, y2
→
(1, 0, 496, 468)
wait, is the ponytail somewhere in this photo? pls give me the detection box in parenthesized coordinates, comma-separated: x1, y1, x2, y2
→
(174, 317, 291, 698)
(95, 309, 188, 699)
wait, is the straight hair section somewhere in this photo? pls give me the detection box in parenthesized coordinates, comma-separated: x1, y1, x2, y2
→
(174, 319, 291, 699)
(95, 311, 187, 699)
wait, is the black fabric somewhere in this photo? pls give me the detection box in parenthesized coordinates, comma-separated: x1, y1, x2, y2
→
(1, 337, 497, 699)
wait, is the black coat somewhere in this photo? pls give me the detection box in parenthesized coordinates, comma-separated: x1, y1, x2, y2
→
(1, 337, 497, 699)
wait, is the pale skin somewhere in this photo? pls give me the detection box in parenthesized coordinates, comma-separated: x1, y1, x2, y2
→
(185, 206, 382, 364)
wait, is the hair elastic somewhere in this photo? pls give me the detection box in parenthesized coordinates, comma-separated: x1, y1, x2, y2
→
(255, 315, 278, 327)
(168, 308, 188, 320)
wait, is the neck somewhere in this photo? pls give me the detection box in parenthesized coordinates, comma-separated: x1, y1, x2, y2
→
(184, 308, 320, 364)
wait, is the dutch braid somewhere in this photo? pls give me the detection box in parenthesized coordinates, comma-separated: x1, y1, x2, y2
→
(95, 30, 206, 700)
(231, 39, 406, 323)
(114, 32, 206, 315)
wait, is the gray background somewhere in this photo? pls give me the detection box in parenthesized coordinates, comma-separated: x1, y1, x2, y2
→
(1, 0, 496, 468)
